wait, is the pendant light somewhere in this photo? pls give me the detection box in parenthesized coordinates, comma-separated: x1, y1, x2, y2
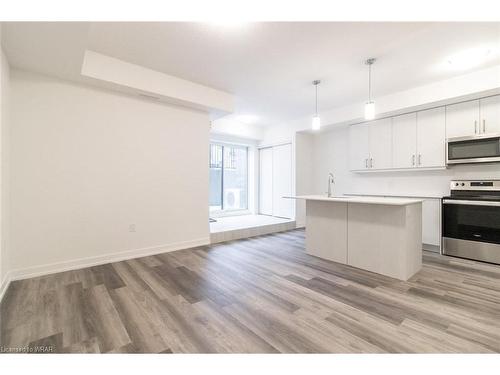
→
(312, 80, 321, 130)
(364, 58, 376, 120)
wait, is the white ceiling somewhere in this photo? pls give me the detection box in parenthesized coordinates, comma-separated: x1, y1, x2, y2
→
(2, 22, 500, 126)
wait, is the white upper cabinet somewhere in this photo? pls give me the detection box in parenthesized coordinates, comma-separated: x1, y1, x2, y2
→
(446, 100, 480, 138)
(349, 124, 370, 170)
(349, 119, 392, 171)
(369, 118, 393, 170)
(480, 95, 500, 135)
(392, 113, 417, 169)
(446, 96, 500, 138)
(416, 107, 446, 168)
(348, 95, 496, 173)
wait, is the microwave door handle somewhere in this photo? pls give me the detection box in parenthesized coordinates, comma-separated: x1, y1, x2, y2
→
(443, 199, 500, 207)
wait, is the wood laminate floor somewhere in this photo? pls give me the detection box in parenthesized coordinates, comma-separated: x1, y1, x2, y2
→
(1, 229, 500, 353)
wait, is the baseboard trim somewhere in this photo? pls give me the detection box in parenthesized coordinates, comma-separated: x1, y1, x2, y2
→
(8, 237, 210, 283)
(0, 271, 13, 303)
(422, 243, 440, 253)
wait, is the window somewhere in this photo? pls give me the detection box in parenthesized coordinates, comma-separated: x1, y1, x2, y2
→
(209, 143, 248, 213)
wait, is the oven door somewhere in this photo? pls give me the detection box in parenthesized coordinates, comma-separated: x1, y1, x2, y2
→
(447, 135, 500, 164)
(442, 199, 500, 264)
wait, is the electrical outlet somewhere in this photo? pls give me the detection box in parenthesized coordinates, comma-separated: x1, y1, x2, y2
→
(129, 224, 136, 232)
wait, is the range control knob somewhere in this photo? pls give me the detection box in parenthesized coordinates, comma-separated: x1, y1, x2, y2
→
(455, 183, 459, 186)
(461, 183, 465, 186)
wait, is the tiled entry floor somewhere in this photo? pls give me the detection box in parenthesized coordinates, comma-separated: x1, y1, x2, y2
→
(209, 215, 296, 244)
(210, 215, 293, 232)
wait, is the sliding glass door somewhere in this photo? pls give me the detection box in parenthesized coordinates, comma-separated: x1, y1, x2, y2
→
(209, 143, 248, 213)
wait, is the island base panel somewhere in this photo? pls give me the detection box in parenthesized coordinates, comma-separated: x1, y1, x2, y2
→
(347, 203, 422, 281)
(305, 200, 348, 264)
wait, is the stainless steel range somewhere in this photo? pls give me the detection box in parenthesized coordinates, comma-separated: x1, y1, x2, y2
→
(442, 180, 500, 264)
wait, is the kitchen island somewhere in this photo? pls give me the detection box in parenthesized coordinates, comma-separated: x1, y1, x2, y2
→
(294, 195, 423, 281)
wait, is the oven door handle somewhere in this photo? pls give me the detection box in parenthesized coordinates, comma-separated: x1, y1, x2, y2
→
(443, 199, 500, 207)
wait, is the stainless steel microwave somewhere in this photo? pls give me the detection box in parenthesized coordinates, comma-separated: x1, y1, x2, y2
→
(446, 134, 500, 165)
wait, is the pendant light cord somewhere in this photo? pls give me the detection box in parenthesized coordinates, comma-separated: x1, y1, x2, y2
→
(366, 58, 375, 103)
(368, 63, 372, 103)
(312, 80, 320, 118)
(315, 83, 318, 116)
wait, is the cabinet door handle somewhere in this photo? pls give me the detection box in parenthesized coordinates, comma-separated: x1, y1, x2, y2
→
(475, 120, 478, 134)
(365, 158, 368, 168)
(412, 154, 415, 166)
(370, 158, 374, 168)
(418, 154, 422, 166)
(483, 119, 486, 133)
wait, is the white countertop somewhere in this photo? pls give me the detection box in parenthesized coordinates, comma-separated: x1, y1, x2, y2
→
(289, 195, 423, 206)
(346, 193, 443, 200)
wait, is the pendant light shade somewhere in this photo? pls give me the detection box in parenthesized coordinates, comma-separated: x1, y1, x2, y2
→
(312, 115, 321, 130)
(364, 101, 375, 120)
(312, 80, 321, 130)
(364, 58, 376, 120)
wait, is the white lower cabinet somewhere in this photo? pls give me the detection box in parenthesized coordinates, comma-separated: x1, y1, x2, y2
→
(422, 199, 441, 252)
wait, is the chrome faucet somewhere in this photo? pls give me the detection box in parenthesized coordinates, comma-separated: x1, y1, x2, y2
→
(327, 173, 335, 197)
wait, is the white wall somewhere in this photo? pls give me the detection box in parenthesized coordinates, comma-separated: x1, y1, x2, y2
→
(311, 125, 500, 198)
(81, 50, 234, 115)
(311, 126, 353, 196)
(0, 40, 11, 292)
(211, 117, 264, 141)
(9, 70, 211, 277)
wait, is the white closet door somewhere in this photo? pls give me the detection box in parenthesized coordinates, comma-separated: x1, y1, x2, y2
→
(259, 147, 273, 215)
(272, 143, 293, 219)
